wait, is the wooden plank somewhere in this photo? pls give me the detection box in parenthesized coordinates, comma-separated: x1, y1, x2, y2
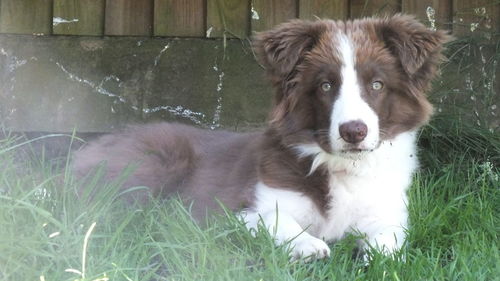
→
(453, 0, 500, 36)
(154, 0, 205, 37)
(299, 0, 348, 21)
(350, 0, 401, 19)
(0, 0, 52, 35)
(206, 0, 249, 38)
(53, 0, 105, 36)
(251, 0, 297, 32)
(105, 0, 154, 36)
(402, 0, 452, 30)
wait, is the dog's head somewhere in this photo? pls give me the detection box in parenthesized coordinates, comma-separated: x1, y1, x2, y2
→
(254, 15, 449, 154)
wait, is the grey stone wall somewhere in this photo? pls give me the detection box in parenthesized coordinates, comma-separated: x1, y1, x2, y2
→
(0, 35, 272, 133)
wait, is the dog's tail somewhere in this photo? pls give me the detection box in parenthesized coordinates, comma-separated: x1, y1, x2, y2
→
(72, 124, 197, 203)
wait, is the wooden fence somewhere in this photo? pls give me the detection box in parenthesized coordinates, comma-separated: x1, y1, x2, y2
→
(0, 0, 498, 38)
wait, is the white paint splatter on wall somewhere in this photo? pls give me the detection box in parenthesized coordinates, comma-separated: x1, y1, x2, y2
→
(53, 17, 79, 26)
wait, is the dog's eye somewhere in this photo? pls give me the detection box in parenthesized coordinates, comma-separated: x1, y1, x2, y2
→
(372, 81, 384, 91)
(321, 82, 332, 92)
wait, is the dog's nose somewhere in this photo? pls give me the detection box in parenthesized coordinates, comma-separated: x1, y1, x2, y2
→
(339, 121, 368, 144)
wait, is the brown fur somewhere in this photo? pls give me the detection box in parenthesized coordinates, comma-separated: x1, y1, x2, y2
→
(73, 123, 260, 218)
(73, 15, 449, 219)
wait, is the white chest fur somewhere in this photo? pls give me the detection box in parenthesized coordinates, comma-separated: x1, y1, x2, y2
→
(244, 132, 418, 257)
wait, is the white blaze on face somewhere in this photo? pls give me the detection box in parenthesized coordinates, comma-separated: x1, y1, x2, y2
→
(329, 33, 380, 152)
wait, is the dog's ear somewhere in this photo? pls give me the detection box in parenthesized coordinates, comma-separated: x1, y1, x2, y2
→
(253, 20, 326, 83)
(378, 14, 451, 85)
(253, 20, 325, 125)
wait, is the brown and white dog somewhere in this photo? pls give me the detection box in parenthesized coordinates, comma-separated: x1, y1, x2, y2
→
(73, 15, 448, 261)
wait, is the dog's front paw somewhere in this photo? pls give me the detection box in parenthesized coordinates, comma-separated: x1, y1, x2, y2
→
(289, 235, 330, 261)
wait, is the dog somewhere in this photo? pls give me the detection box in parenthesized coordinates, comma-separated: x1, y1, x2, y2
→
(73, 15, 449, 261)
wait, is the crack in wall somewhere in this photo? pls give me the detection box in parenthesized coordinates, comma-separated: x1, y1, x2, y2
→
(154, 44, 170, 66)
(211, 63, 224, 130)
(55, 59, 208, 126)
(1, 48, 29, 72)
(142, 105, 206, 125)
(55, 62, 126, 103)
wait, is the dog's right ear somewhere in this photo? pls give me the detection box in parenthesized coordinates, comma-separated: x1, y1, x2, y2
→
(253, 20, 326, 83)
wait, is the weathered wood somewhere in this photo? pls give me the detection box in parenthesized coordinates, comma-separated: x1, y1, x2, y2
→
(402, 0, 452, 30)
(350, 0, 401, 18)
(0, 0, 52, 35)
(154, 0, 205, 37)
(105, 0, 154, 36)
(453, 0, 500, 36)
(206, 0, 249, 38)
(251, 0, 297, 32)
(299, 0, 348, 20)
(53, 0, 105, 36)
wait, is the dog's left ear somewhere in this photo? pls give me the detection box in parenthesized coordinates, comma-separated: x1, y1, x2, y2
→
(378, 14, 451, 78)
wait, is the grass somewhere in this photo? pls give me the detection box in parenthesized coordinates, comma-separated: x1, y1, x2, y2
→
(0, 126, 498, 281)
(1, 112, 499, 281)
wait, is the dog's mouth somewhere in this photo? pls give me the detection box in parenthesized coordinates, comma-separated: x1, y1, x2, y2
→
(340, 148, 373, 153)
(336, 141, 381, 154)
(332, 147, 376, 160)
(314, 133, 382, 156)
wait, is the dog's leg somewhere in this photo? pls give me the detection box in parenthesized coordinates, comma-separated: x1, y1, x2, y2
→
(357, 217, 407, 262)
(366, 224, 406, 253)
(242, 210, 330, 261)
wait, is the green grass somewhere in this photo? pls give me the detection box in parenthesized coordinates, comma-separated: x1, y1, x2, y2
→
(0, 123, 499, 281)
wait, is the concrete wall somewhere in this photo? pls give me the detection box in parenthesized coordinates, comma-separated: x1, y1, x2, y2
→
(0, 34, 272, 133)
